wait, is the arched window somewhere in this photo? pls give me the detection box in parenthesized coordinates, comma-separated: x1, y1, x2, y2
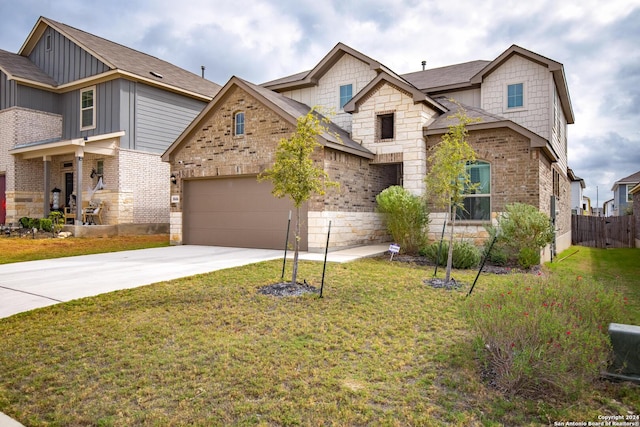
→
(456, 160, 491, 221)
(234, 112, 245, 136)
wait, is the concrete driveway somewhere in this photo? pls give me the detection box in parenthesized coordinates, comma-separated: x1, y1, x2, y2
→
(0, 244, 388, 319)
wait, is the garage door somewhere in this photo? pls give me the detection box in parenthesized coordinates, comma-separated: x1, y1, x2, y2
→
(183, 176, 307, 250)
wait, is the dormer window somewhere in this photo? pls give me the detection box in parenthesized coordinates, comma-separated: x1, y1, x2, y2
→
(234, 112, 245, 136)
(80, 86, 96, 130)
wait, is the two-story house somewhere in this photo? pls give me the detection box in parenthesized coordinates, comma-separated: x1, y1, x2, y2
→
(568, 168, 587, 215)
(610, 170, 640, 216)
(163, 43, 574, 259)
(0, 17, 220, 231)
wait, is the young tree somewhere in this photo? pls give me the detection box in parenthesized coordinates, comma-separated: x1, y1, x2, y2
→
(424, 105, 479, 282)
(259, 108, 338, 285)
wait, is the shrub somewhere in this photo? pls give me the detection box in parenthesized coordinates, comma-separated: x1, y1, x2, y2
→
(40, 218, 53, 232)
(48, 211, 64, 234)
(489, 203, 554, 268)
(422, 240, 481, 269)
(376, 186, 429, 254)
(19, 217, 40, 230)
(464, 275, 622, 399)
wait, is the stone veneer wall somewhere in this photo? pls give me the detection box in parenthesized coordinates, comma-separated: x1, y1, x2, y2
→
(0, 107, 62, 223)
(351, 81, 437, 196)
(280, 53, 378, 135)
(481, 54, 552, 141)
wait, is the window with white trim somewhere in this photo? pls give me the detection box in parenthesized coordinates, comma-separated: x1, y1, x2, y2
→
(507, 83, 524, 109)
(234, 112, 245, 136)
(456, 161, 491, 221)
(80, 86, 96, 130)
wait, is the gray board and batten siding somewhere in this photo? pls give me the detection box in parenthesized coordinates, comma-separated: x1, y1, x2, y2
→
(0, 70, 17, 109)
(4, 22, 206, 154)
(28, 26, 110, 85)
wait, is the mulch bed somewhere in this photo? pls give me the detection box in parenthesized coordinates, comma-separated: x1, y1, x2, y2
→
(258, 281, 319, 297)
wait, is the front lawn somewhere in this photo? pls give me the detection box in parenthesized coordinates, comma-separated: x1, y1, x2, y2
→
(0, 234, 169, 264)
(0, 247, 638, 425)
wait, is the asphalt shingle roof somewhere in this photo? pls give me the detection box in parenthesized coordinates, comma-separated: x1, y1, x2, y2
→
(401, 60, 490, 92)
(11, 17, 221, 98)
(426, 96, 507, 130)
(0, 48, 58, 86)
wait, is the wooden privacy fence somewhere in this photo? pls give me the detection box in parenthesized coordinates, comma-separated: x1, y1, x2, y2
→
(572, 215, 636, 248)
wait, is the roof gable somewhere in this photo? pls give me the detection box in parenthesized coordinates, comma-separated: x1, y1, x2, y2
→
(163, 76, 374, 161)
(262, 42, 383, 91)
(16, 17, 220, 99)
(470, 44, 574, 124)
(612, 170, 640, 190)
(343, 71, 446, 114)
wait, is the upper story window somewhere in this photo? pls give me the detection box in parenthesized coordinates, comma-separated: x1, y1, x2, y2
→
(234, 112, 245, 136)
(507, 83, 524, 109)
(456, 161, 491, 221)
(339, 84, 353, 110)
(45, 34, 52, 51)
(627, 185, 633, 202)
(80, 86, 96, 130)
(377, 112, 394, 141)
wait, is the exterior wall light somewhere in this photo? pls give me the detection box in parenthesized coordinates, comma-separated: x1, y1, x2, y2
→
(170, 174, 177, 185)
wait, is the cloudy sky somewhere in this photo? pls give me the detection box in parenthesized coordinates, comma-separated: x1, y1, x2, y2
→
(1, 0, 639, 207)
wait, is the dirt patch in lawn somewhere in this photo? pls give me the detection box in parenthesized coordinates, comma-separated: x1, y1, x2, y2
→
(258, 281, 319, 297)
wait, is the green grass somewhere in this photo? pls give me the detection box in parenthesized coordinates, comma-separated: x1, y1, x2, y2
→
(546, 246, 640, 324)
(0, 246, 638, 425)
(0, 235, 169, 264)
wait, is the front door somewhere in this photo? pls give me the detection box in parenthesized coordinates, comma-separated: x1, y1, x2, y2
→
(0, 174, 5, 225)
(65, 172, 74, 207)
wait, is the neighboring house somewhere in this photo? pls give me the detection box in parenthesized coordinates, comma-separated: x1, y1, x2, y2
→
(610, 170, 640, 216)
(568, 168, 586, 215)
(603, 199, 614, 217)
(163, 43, 574, 258)
(0, 17, 220, 230)
(630, 183, 640, 247)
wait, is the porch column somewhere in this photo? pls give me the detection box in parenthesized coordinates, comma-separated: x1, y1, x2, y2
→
(43, 156, 51, 217)
(75, 148, 84, 224)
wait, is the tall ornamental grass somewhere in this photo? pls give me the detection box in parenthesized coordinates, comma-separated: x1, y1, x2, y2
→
(464, 275, 625, 399)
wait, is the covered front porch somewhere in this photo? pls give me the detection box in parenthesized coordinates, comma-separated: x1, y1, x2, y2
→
(7, 131, 124, 225)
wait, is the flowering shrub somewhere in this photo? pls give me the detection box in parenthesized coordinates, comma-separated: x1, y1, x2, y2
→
(464, 275, 623, 399)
